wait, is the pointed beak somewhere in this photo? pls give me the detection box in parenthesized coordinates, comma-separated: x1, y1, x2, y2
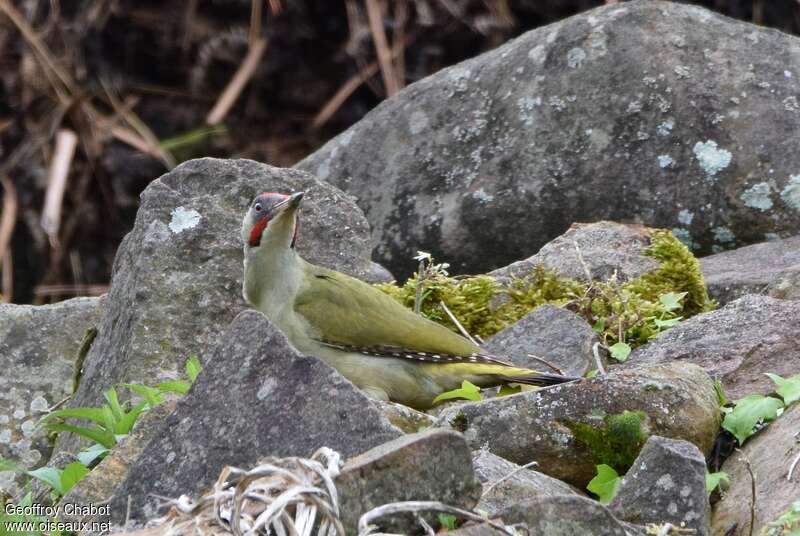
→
(272, 191, 305, 213)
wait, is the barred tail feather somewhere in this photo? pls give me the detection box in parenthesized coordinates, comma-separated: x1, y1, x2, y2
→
(500, 372, 580, 387)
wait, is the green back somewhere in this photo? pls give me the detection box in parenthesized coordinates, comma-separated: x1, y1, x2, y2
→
(294, 261, 481, 356)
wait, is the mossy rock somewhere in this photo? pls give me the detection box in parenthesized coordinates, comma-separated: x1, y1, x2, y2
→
(375, 228, 716, 350)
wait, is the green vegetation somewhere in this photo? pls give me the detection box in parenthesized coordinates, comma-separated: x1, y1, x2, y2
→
(705, 471, 729, 495)
(432, 380, 482, 404)
(376, 230, 715, 360)
(0, 355, 203, 536)
(722, 373, 800, 444)
(762, 499, 800, 536)
(587, 464, 622, 505)
(437, 513, 458, 531)
(565, 411, 649, 471)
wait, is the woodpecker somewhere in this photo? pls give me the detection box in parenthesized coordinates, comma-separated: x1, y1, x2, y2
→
(241, 191, 578, 409)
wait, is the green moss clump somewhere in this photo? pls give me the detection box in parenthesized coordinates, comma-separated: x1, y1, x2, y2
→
(627, 230, 716, 316)
(564, 410, 649, 471)
(374, 229, 717, 350)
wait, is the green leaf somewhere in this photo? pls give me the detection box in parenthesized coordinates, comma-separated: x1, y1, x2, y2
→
(437, 513, 457, 530)
(77, 444, 110, 467)
(593, 318, 606, 333)
(41, 407, 109, 427)
(433, 381, 483, 404)
(46, 422, 116, 449)
(713, 380, 728, 407)
(585, 369, 599, 379)
(26, 466, 64, 495)
(497, 385, 522, 397)
(659, 291, 688, 312)
(102, 405, 117, 434)
(654, 317, 681, 329)
(157, 380, 191, 395)
(766, 373, 800, 406)
(722, 394, 784, 444)
(587, 464, 622, 504)
(120, 383, 165, 408)
(608, 342, 632, 362)
(705, 471, 729, 495)
(115, 401, 148, 435)
(185, 355, 202, 383)
(104, 387, 124, 422)
(59, 462, 89, 494)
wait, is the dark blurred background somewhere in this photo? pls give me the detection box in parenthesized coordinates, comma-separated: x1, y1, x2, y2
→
(1, 0, 798, 304)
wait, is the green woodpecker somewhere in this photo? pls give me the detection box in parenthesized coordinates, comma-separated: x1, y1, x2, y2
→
(241, 191, 578, 409)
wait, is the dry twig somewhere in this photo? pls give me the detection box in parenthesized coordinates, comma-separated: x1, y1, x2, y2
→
(440, 299, 479, 346)
(525, 354, 565, 375)
(365, 0, 400, 96)
(41, 129, 78, 246)
(207, 38, 268, 125)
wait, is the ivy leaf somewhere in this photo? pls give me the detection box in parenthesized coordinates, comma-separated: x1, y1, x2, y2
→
(437, 513, 457, 530)
(705, 471, 729, 495)
(609, 342, 632, 362)
(766, 373, 800, 406)
(722, 394, 784, 444)
(659, 291, 688, 312)
(587, 464, 622, 504)
(593, 318, 606, 333)
(433, 381, 482, 404)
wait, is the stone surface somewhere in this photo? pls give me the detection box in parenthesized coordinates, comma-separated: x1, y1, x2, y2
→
(473, 449, 580, 518)
(609, 436, 710, 535)
(445, 523, 510, 535)
(483, 304, 600, 377)
(373, 400, 433, 434)
(496, 495, 631, 535)
(489, 222, 657, 284)
(56, 158, 386, 457)
(0, 297, 102, 496)
(712, 403, 800, 536)
(297, 0, 800, 279)
(57, 400, 178, 526)
(434, 362, 720, 487)
(700, 235, 800, 304)
(628, 294, 800, 399)
(107, 310, 401, 523)
(337, 429, 481, 534)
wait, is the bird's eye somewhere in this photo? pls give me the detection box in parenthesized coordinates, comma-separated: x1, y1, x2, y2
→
(254, 203, 262, 212)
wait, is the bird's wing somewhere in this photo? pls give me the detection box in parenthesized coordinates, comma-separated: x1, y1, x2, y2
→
(294, 264, 494, 359)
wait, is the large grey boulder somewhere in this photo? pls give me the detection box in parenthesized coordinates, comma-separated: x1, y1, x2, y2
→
(712, 403, 800, 536)
(108, 310, 401, 524)
(434, 362, 720, 487)
(337, 429, 481, 534)
(628, 294, 800, 399)
(297, 0, 800, 278)
(0, 297, 102, 495)
(609, 436, 710, 535)
(56, 158, 386, 457)
(699, 235, 800, 304)
(483, 304, 600, 377)
(489, 222, 657, 284)
(472, 449, 580, 518)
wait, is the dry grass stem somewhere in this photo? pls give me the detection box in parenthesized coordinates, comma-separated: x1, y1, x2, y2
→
(592, 342, 607, 375)
(206, 38, 268, 125)
(357, 500, 515, 535)
(524, 354, 564, 375)
(440, 299, 479, 346)
(481, 459, 539, 498)
(365, 0, 399, 96)
(41, 129, 78, 246)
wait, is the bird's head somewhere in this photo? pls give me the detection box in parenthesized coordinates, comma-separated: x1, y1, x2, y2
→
(241, 191, 304, 250)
